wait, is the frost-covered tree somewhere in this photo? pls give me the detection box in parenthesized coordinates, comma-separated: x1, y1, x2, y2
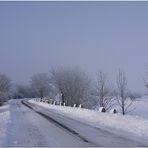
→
(50, 66, 90, 106)
(30, 73, 50, 99)
(13, 85, 34, 99)
(144, 68, 148, 88)
(94, 71, 113, 110)
(116, 69, 133, 115)
(0, 73, 11, 105)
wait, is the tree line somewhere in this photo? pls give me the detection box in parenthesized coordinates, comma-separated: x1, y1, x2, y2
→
(0, 66, 143, 115)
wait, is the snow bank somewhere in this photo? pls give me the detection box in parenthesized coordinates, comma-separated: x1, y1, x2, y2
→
(29, 99, 148, 139)
(0, 105, 10, 145)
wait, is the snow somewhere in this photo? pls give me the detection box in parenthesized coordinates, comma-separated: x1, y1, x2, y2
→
(1, 99, 94, 147)
(110, 108, 117, 114)
(129, 98, 148, 118)
(112, 97, 148, 119)
(0, 104, 10, 145)
(29, 98, 148, 139)
(0, 98, 148, 146)
(98, 107, 105, 112)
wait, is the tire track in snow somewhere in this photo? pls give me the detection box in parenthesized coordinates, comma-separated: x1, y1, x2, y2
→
(21, 100, 96, 146)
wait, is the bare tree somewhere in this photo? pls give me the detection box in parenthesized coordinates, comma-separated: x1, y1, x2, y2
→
(143, 68, 148, 88)
(30, 73, 50, 100)
(0, 73, 11, 105)
(94, 71, 113, 110)
(116, 69, 133, 115)
(50, 66, 90, 106)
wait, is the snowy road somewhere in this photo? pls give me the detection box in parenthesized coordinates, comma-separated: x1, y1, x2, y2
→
(2, 100, 92, 147)
(1, 99, 148, 146)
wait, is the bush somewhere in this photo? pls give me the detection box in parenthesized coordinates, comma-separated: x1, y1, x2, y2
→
(99, 107, 106, 112)
(110, 109, 117, 114)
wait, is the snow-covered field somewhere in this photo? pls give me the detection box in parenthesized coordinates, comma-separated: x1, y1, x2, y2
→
(29, 98, 148, 140)
(129, 98, 148, 118)
(0, 104, 10, 145)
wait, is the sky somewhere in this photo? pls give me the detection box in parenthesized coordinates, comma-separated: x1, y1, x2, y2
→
(0, 1, 148, 93)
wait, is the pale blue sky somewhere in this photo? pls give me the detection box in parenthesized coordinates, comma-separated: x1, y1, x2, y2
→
(0, 2, 148, 93)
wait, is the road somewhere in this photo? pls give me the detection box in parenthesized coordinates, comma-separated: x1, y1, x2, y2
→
(1, 99, 148, 147)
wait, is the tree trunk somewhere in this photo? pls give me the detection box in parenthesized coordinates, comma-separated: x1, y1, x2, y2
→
(40, 89, 43, 100)
(61, 93, 65, 104)
(122, 98, 125, 115)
